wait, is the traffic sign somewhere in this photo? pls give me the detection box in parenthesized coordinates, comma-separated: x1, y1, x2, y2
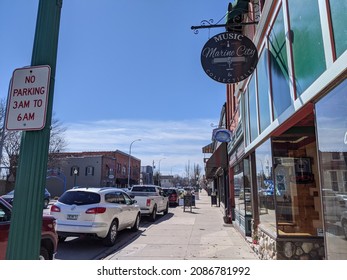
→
(5, 65, 51, 131)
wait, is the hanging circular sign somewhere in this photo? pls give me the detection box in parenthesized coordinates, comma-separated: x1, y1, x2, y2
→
(201, 32, 258, 84)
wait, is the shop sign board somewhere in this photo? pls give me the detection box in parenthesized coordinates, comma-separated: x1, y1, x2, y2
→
(201, 32, 258, 84)
(6, 65, 51, 131)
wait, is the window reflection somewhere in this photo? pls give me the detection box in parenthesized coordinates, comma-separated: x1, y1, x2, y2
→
(256, 139, 276, 232)
(316, 79, 347, 259)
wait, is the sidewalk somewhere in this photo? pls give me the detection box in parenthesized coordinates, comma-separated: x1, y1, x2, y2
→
(104, 190, 259, 260)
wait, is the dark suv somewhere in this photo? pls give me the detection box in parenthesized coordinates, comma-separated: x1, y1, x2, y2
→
(1, 188, 51, 209)
(0, 197, 58, 260)
(162, 188, 179, 206)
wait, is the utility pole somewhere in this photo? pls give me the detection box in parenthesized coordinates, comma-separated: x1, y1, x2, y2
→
(6, 0, 62, 259)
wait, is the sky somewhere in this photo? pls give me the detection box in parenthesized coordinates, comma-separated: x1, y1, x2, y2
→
(0, 0, 230, 177)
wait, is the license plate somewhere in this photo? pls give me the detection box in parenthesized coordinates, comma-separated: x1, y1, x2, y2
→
(67, 214, 78, 220)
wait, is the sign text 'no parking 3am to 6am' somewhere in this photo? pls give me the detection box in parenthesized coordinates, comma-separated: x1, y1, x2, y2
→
(5, 65, 51, 131)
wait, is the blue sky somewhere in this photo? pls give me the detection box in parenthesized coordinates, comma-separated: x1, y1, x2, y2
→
(0, 0, 229, 177)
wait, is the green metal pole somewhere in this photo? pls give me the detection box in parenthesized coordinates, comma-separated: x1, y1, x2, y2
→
(6, 0, 62, 260)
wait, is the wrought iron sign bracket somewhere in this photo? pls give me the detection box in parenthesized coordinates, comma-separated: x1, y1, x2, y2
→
(191, 20, 258, 34)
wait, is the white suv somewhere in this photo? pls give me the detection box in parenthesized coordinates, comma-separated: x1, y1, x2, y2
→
(50, 187, 141, 246)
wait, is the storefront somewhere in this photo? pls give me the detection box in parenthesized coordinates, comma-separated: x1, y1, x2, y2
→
(224, 0, 346, 259)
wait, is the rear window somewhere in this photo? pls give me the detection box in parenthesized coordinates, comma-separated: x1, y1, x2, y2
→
(58, 191, 100, 205)
(131, 186, 156, 192)
(163, 189, 177, 195)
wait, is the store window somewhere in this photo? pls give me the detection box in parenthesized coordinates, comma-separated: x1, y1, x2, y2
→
(248, 75, 258, 142)
(243, 157, 252, 217)
(234, 163, 244, 213)
(243, 91, 250, 146)
(268, 5, 291, 119)
(257, 49, 271, 133)
(315, 79, 347, 259)
(329, 0, 347, 58)
(256, 139, 276, 233)
(287, 0, 326, 95)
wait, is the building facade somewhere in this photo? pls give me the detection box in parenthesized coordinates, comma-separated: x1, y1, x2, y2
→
(46, 150, 141, 197)
(204, 0, 346, 260)
(140, 165, 154, 185)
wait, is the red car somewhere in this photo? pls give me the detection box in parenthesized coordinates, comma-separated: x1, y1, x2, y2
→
(162, 188, 179, 206)
(0, 196, 58, 260)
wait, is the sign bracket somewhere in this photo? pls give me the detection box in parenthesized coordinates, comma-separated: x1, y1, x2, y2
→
(191, 21, 258, 34)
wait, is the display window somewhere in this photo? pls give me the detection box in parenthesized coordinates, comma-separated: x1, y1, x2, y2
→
(272, 112, 323, 236)
(315, 79, 347, 259)
(255, 139, 276, 233)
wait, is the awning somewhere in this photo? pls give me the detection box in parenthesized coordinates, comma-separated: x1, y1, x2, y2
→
(205, 143, 228, 179)
(202, 142, 214, 154)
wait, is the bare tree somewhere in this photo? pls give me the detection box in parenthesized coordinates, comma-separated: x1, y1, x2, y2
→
(193, 163, 201, 181)
(0, 98, 67, 182)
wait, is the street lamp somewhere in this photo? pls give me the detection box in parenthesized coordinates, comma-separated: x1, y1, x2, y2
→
(73, 168, 78, 187)
(127, 139, 141, 188)
(158, 157, 166, 186)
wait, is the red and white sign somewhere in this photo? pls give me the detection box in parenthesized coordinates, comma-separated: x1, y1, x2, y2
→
(6, 65, 51, 131)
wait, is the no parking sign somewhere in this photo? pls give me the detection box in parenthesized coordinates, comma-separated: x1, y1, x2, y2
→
(6, 65, 51, 131)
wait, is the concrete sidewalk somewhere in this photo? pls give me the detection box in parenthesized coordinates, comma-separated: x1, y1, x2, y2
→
(104, 190, 259, 260)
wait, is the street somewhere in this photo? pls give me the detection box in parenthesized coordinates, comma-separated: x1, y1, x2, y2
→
(45, 191, 258, 260)
(50, 190, 258, 260)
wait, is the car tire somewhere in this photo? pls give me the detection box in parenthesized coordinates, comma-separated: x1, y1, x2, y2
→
(163, 203, 169, 215)
(342, 219, 347, 239)
(131, 213, 141, 232)
(150, 206, 157, 222)
(39, 246, 50, 260)
(103, 220, 118, 246)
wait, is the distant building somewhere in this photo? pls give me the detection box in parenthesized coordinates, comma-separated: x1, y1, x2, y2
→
(160, 175, 174, 188)
(46, 151, 140, 197)
(140, 165, 154, 185)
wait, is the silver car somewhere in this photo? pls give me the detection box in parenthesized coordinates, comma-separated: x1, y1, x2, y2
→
(50, 187, 141, 246)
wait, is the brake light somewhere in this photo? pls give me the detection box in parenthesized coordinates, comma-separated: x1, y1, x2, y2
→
(146, 199, 151, 207)
(85, 207, 106, 214)
(50, 205, 61, 212)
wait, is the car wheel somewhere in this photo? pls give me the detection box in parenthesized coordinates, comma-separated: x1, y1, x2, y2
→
(163, 203, 169, 215)
(103, 220, 118, 246)
(39, 246, 50, 260)
(150, 206, 157, 222)
(342, 219, 347, 239)
(131, 213, 140, 232)
(43, 199, 49, 209)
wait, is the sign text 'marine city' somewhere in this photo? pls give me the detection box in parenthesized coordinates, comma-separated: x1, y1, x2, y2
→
(201, 32, 258, 84)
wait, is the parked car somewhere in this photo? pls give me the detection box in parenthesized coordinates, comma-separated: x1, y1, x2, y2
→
(128, 185, 169, 221)
(1, 188, 51, 209)
(162, 188, 179, 206)
(0, 196, 58, 260)
(50, 187, 141, 246)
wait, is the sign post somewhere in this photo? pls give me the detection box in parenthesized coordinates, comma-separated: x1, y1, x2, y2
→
(6, 0, 62, 260)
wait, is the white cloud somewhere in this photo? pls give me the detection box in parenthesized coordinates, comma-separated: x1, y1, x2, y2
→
(63, 118, 216, 176)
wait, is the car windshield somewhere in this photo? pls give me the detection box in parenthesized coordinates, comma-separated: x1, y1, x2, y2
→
(58, 191, 100, 205)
